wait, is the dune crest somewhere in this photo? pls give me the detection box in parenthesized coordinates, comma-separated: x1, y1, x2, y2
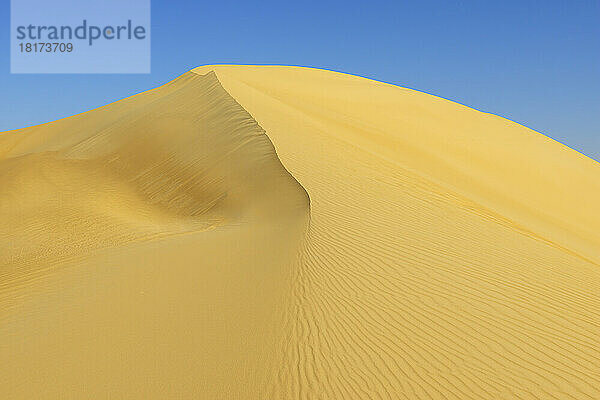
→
(1, 66, 599, 399)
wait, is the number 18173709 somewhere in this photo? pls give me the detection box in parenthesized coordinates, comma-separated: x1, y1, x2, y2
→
(19, 42, 73, 52)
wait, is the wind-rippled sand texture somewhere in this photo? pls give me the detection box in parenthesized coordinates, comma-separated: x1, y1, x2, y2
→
(1, 65, 599, 399)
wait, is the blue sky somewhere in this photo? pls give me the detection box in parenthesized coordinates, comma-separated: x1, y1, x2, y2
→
(1, 0, 599, 160)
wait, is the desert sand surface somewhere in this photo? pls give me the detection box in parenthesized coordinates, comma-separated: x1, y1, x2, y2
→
(1, 65, 599, 399)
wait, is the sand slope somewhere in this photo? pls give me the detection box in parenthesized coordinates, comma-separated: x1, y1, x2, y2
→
(1, 65, 599, 399)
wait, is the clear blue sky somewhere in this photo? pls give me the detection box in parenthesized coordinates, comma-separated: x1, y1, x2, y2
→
(1, 0, 599, 160)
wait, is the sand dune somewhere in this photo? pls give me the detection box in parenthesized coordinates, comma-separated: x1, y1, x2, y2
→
(1, 65, 599, 399)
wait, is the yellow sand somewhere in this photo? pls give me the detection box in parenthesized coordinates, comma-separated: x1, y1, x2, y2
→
(1, 65, 599, 399)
